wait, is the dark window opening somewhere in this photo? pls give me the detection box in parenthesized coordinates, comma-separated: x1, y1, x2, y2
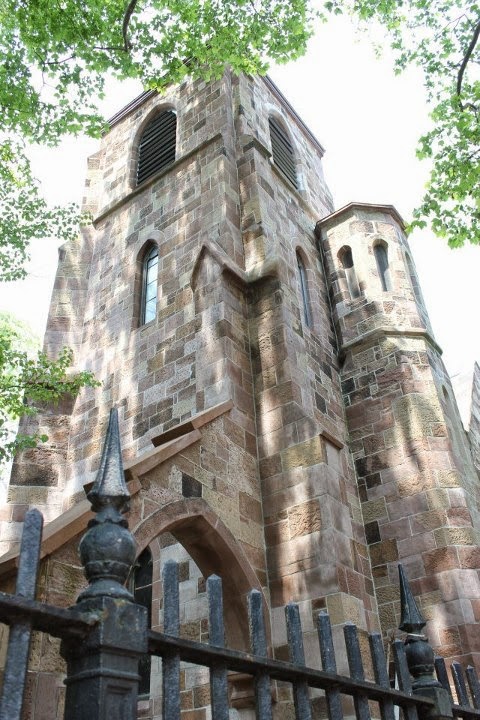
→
(406, 253, 423, 306)
(269, 117, 298, 189)
(374, 243, 392, 292)
(339, 246, 361, 299)
(297, 252, 312, 328)
(137, 110, 176, 186)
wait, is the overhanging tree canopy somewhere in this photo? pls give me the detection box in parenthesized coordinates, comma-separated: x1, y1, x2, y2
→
(1, 0, 479, 249)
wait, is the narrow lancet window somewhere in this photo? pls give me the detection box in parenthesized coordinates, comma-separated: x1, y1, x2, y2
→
(297, 252, 312, 328)
(133, 547, 153, 696)
(339, 246, 361, 299)
(374, 243, 392, 292)
(406, 253, 423, 306)
(141, 245, 159, 325)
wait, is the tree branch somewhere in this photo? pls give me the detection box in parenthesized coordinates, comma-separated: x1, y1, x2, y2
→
(122, 0, 139, 51)
(456, 16, 480, 107)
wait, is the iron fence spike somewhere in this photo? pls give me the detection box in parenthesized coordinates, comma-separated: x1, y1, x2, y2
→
(87, 407, 130, 512)
(398, 564, 426, 633)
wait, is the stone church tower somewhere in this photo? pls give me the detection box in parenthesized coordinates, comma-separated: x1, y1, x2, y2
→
(1, 70, 480, 717)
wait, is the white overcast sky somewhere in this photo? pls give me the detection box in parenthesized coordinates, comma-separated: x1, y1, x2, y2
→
(0, 16, 477, 389)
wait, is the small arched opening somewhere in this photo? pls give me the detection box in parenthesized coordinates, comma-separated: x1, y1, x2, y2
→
(296, 250, 313, 328)
(338, 245, 361, 299)
(373, 241, 392, 292)
(133, 498, 267, 652)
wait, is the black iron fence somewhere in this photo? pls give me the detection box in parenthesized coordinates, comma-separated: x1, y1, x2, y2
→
(0, 409, 479, 720)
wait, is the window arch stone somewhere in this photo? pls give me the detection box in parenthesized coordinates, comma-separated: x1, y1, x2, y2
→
(133, 497, 266, 652)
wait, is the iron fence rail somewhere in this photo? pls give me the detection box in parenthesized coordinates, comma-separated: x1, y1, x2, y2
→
(0, 409, 479, 720)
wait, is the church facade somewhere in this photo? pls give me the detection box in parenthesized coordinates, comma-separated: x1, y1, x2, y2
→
(1, 70, 480, 718)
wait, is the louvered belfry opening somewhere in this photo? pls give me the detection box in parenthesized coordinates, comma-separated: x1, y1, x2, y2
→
(269, 116, 298, 189)
(136, 109, 177, 186)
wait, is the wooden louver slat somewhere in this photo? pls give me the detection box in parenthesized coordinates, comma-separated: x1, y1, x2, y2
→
(269, 117, 298, 189)
(137, 110, 177, 186)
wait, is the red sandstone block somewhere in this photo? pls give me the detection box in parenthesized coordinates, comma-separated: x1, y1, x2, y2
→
(35, 673, 61, 720)
(410, 510, 447, 535)
(378, 516, 410, 541)
(398, 532, 436, 559)
(346, 568, 364, 600)
(369, 539, 399, 567)
(181, 710, 207, 720)
(458, 546, 480, 569)
(447, 507, 473, 527)
(387, 493, 429, 522)
(265, 520, 290, 546)
(423, 547, 459, 574)
(459, 624, 480, 655)
(471, 600, 480, 622)
(411, 574, 439, 595)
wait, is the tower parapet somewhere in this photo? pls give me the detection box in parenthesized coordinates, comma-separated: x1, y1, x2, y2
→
(316, 202, 434, 353)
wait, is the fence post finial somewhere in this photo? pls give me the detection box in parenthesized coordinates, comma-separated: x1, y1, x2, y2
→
(87, 406, 130, 515)
(399, 563, 426, 634)
(62, 407, 148, 720)
(78, 407, 136, 600)
(398, 565, 453, 720)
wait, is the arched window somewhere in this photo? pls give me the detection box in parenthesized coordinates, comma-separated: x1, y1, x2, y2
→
(374, 242, 392, 292)
(405, 253, 423, 306)
(339, 246, 361, 299)
(137, 109, 176, 186)
(297, 252, 312, 328)
(141, 244, 159, 325)
(269, 116, 298, 189)
(442, 386, 469, 473)
(133, 547, 153, 696)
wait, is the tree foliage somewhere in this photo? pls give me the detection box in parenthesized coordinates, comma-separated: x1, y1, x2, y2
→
(0, 313, 98, 465)
(321, 0, 480, 247)
(1, 0, 478, 248)
(1, 0, 315, 272)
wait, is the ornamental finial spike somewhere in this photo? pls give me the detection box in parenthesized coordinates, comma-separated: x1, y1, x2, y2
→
(399, 564, 426, 634)
(87, 407, 130, 514)
(78, 408, 135, 601)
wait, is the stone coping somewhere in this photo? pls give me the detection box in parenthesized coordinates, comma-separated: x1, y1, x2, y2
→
(0, 400, 233, 579)
(0, 477, 141, 579)
(314, 201, 405, 233)
(338, 326, 443, 359)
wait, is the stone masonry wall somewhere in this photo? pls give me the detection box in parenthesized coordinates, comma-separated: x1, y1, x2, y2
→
(468, 363, 480, 472)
